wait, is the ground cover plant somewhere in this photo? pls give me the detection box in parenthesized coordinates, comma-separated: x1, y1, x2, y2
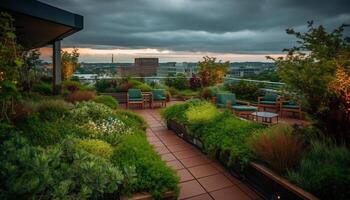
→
(1, 99, 178, 199)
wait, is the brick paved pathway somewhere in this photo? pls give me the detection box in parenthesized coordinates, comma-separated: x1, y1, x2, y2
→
(134, 109, 262, 200)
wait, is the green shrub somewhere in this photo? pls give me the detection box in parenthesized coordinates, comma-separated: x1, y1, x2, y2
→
(178, 89, 199, 98)
(93, 95, 118, 109)
(0, 136, 124, 199)
(36, 99, 73, 121)
(185, 102, 218, 124)
(250, 124, 304, 173)
(32, 82, 52, 95)
(95, 80, 112, 93)
(162, 100, 263, 166)
(164, 73, 188, 90)
(112, 134, 179, 199)
(134, 83, 152, 92)
(225, 81, 264, 102)
(115, 109, 147, 130)
(287, 140, 350, 200)
(70, 101, 114, 124)
(75, 139, 113, 160)
(17, 113, 88, 147)
(62, 80, 85, 93)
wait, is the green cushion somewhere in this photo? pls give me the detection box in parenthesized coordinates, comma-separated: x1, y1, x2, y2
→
(260, 100, 276, 105)
(129, 98, 143, 101)
(216, 93, 237, 106)
(232, 105, 257, 111)
(263, 93, 278, 101)
(128, 89, 142, 98)
(283, 105, 300, 109)
(152, 89, 166, 100)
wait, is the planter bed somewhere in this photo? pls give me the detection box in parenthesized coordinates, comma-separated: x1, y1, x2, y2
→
(166, 120, 319, 200)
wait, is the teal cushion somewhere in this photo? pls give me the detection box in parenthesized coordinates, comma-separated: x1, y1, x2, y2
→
(154, 96, 166, 100)
(260, 100, 276, 105)
(128, 89, 142, 98)
(129, 98, 143, 101)
(283, 105, 300, 109)
(152, 89, 166, 100)
(232, 105, 257, 111)
(263, 94, 278, 101)
(216, 93, 237, 106)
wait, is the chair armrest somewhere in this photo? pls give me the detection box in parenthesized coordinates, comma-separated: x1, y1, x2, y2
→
(237, 100, 250, 105)
(258, 97, 263, 103)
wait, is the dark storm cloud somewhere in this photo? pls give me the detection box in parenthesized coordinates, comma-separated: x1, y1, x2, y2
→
(43, 0, 350, 53)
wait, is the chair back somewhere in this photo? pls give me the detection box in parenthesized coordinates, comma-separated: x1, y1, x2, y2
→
(263, 93, 278, 101)
(217, 93, 237, 106)
(128, 89, 142, 99)
(152, 89, 165, 100)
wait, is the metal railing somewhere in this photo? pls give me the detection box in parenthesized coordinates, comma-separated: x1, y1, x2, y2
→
(75, 75, 286, 91)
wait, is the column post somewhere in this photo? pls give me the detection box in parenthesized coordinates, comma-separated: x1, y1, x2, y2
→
(53, 40, 62, 94)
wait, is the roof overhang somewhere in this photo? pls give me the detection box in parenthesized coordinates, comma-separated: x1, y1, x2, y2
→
(0, 0, 83, 50)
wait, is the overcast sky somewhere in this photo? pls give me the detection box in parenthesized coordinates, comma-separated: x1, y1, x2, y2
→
(41, 0, 350, 62)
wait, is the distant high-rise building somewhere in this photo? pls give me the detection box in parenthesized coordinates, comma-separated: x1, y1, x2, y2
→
(111, 54, 114, 63)
(157, 62, 198, 77)
(116, 58, 159, 76)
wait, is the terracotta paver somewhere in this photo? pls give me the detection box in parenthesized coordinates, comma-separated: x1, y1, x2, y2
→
(134, 108, 262, 200)
(179, 180, 206, 199)
(210, 186, 251, 200)
(177, 169, 195, 182)
(188, 164, 219, 178)
(198, 173, 234, 192)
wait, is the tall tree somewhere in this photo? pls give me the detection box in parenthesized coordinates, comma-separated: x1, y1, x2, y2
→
(21, 49, 42, 92)
(0, 12, 23, 121)
(61, 48, 80, 80)
(268, 21, 350, 141)
(198, 56, 229, 87)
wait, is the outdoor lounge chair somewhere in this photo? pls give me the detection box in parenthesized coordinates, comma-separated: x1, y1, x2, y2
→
(152, 89, 167, 108)
(280, 100, 302, 119)
(214, 93, 257, 118)
(258, 93, 280, 112)
(127, 89, 144, 109)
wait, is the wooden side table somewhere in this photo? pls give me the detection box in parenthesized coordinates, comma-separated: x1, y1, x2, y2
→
(141, 92, 152, 108)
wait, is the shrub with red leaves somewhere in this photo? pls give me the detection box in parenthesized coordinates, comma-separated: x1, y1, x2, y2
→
(189, 73, 201, 90)
(65, 91, 96, 103)
(10, 103, 35, 124)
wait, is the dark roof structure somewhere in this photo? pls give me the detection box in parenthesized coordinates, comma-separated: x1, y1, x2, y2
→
(0, 0, 83, 49)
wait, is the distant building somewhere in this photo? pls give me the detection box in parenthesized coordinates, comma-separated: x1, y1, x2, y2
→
(157, 62, 198, 77)
(72, 73, 98, 84)
(229, 62, 276, 77)
(117, 58, 159, 76)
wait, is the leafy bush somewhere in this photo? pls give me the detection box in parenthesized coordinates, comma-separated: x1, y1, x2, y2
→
(95, 79, 112, 93)
(164, 73, 188, 90)
(75, 139, 113, 160)
(64, 91, 95, 103)
(225, 81, 264, 102)
(93, 95, 118, 108)
(185, 102, 218, 124)
(115, 109, 147, 130)
(32, 81, 52, 95)
(62, 80, 86, 93)
(178, 89, 199, 98)
(70, 101, 114, 124)
(288, 140, 350, 200)
(162, 100, 263, 166)
(250, 124, 304, 173)
(112, 134, 179, 199)
(36, 99, 72, 121)
(10, 102, 35, 123)
(189, 74, 201, 90)
(134, 83, 152, 92)
(0, 136, 124, 199)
